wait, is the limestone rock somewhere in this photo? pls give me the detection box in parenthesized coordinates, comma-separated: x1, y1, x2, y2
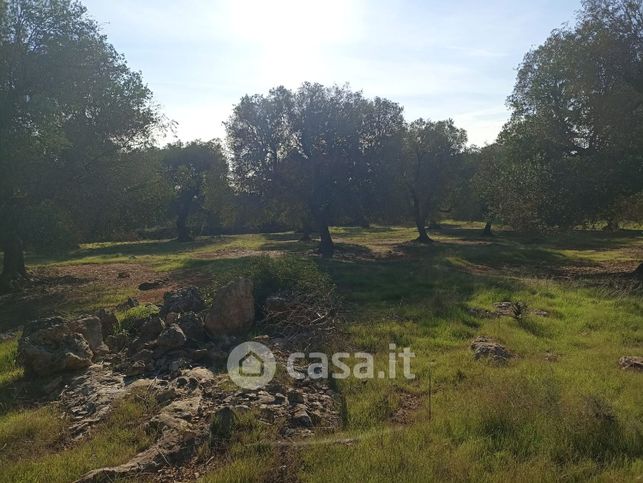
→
(105, 333, 128, 353)
(18, 317, 94, 376)
(177, 312, 207, 343)
(292, 407, 313, 427)
(160, 287, 205, 316)
(138, 316, 165, 342)
(158, 324, 187, 350)
(124, 360, 147, 376)
(287, 389, 305, 404)
(470, 336, 512, 363)
(68, 316, 108, 354)
(76, 396, 206, 482)
(138, 279, 167, 291)
(96, 309, 118, 338)
(205, 278, 255, 336)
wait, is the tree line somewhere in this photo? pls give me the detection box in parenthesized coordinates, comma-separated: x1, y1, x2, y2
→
(1, 0, 642, 289)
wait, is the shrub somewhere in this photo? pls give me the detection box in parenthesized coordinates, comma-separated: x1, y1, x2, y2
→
(248, 255, 334, 306)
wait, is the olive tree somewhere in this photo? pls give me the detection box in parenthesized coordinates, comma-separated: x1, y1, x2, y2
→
(399, 119, 467, 242)
(161, 140, 229, 242)
(226, 83, 403, 256)
(0, 0, 161, 290)
(488, 0, 643, 231)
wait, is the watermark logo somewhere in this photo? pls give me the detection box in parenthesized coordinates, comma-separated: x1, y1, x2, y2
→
(227, 342, 415, 389)
(226, 341, 277, 390)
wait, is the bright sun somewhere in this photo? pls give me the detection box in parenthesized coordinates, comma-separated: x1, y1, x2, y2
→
(225, 0, 362, 86)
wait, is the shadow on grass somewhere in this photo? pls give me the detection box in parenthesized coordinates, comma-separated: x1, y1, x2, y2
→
(334, 226, 399, 236)
(395, 229, 606, 279)
(0, 358, 58, 417)
(27, 236, 231, 265)
(427, 222, 641, 252)
(261, 232, 304, 242)
(500, 228, 642, 251)
(314, 246, 522, 324)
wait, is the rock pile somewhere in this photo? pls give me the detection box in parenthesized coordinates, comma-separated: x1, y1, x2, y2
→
(73, 363, 341, 482)
(18, 278, 254, 380)
(19, 317, 97, 376)
(16, 277, 341, 481)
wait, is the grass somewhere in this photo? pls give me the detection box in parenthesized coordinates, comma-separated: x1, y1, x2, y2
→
(0, 387, 160, 483)
(199, 410, 279, 482)
(0, 223, 641, 481)
(0, 335, 161, 483)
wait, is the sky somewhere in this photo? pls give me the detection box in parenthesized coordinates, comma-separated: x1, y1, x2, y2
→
(82, 0, 581, 147)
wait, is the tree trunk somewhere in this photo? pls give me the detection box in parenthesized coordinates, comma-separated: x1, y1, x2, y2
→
(415, 217, 432, 243)
(311, 203, 335, 256)
(299, 219, 312, 242)
(176, 201, 193, 242)
(482, 221, 493, 236)
(412, 193, 432, 243)
(633, 262, 643, 280)
(604, 219, 619, 232)
(318, 221, 334, 257)
(355, 213, 370, 229)
(1, 235, 28, 291)
(176, 213, 192, 242)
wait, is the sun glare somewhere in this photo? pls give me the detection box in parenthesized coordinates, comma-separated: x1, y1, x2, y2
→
(225, 0, 362, 86)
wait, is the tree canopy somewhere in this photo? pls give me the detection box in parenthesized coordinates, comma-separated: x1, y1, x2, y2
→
(161, 140, 229, 242)
(483, 0, 643, 230)
(226, 83, 404, 256)
(0, 0, 161, 288)
(399, 118, 468, 242)
(1, 0, 641, 286)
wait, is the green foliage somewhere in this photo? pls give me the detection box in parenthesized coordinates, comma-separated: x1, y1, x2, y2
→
(399, 118, 468, 239)
(161, 140, 230, 241)
(18, 202, 78, 252)
(0, 0, 161, 280)
(483, 0, 643, 230)
(227, 83, 405, 254)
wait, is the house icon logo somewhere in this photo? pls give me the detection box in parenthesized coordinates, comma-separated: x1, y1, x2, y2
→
(239, 351, 264, 377)
(227, 341, 276, 389)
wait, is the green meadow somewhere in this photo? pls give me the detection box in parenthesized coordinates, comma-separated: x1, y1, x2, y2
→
(0, 223, 641, 481)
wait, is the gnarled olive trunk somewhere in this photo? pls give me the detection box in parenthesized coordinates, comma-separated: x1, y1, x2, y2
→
(176, 212, 192, 242)
(311, 203, 335, 257)
(482, 221, 493, 236)
(1, 234, 27, 291)
(176, 197, 194, 242)
(411, 192, 432, 243)
(633, 262, 643, 280)
(415, 218, 431, 243)
(299, 218, 312, 242)
(318, 220, 334, 257)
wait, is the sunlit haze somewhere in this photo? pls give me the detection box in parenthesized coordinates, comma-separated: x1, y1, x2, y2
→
(83, 0, 580, 146)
